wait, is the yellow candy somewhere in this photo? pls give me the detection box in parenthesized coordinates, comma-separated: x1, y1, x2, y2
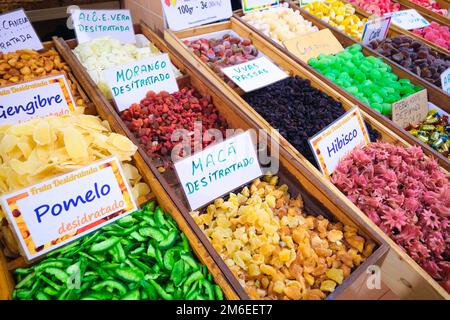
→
(193, 175, 372, 300)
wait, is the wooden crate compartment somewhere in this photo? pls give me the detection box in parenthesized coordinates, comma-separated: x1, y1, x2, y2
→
(234, 1, 450, 170)
(164, 20, 449, 300)
(0, 40, 237, 300)
(54, 21, 394, 300)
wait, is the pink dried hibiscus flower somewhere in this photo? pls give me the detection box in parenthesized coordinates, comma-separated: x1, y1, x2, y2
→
(331, 142, 449, 292)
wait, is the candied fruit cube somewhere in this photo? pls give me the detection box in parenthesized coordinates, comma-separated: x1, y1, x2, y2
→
(304, 272, 315, 286)
(346, 234, 365, 253)
(326, 268, 344, 285)
(273, 280, 285, 294)
(284, 285, 302, 300)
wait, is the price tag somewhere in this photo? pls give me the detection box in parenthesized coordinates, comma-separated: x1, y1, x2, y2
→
(241, 0, 279, 12)
(392, 89, 428, 128)
(309, 107, 370, 177)
(391, 9, 430, 30)
(1, 157, 137, 261)
(440, 68, 450, 94)
(104, 54, 179, 111)
(0, 9, 43, 53)
(71, 9, 135, 44)
(361, 15, 392, 44)
(161, 0, 232, 31)
(0, 74, 76, 125)
(283, 29, 344, 62)
(221, 56, 288, 92)
(174, 131, 263, 210)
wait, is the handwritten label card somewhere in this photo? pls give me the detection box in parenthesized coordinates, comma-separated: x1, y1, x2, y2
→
(391, 9, 430, 30)
(161, 0, 232, 32)
(104, 54, 179, 111)
(174, 131, 263, 210)
(241, 0, 279, 12)
(440, 68, 450, 94)
(361, 15, 392, 44)
(221, 56, 288, 92)
(392, 89, 428, 128)
(0, 74, 76, 125)
(1, 157, 137, 261)
(0, 9, 43, 53)
(71, 9, 135, 44)
(283, 29, 344, 62)
(309, 107, 370, 177)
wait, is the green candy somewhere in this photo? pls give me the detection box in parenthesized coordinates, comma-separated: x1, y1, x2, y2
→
(308, 44, 422, 116)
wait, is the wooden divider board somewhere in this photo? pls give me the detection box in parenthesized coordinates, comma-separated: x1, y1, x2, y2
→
(53, 21, 396, 300)
(235, 3, 450, 170)
(164, 21, 449, 300)
(0, 40, 238, 301)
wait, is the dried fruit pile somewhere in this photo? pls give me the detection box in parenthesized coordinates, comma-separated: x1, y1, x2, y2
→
(412, 22, 450, 50)
(183, 34, 258, 87)
(120, 88, 228, 167)
(73, 37, 182, 98)
(408, 109, 450, 159)
(331, 142, 450, 293)
(369, 35, 450, 87)
(242, 76, 379, 167)
(241, 3, 319, 44)
(309, 44, 424, 115)
(13, 201, 223, 300)
(303, 0, 367, 40)
(192, 175, 375, 300)
(409, 0, 447, 16)
(347, 0, 400, 15)
(0, 49, 85, 107)
(0, 114, 149, 199)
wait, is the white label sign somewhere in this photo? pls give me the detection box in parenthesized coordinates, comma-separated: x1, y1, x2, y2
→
(440, 68, 450, 94)
(0, 9, 43, 53)
(174, 131, 263, 210)
(309, 107, 370, 177)
(104, 54, 179, 111)
(221, 56, 288, 92)
(161, 0, 233, 32)
(241, 0, 280, 12)
(0, 74, 76, 125)
(71, 9, 135, 44)
(361, 15, 392, 44)
(1, 157, 137, 261)
(300, 0, 321, 6)
(391, 9, 430, 30)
